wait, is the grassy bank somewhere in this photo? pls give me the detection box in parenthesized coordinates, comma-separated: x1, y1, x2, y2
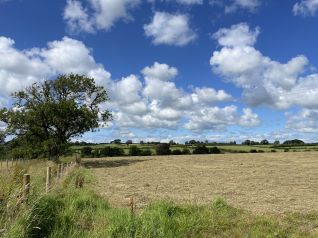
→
(2, 166, 318, 238)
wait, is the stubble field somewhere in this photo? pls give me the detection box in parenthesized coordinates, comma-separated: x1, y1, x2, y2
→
(83, 152, 318, 214)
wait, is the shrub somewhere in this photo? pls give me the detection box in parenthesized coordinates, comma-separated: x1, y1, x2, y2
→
(257, 150, 264, 153)
(81, 147, 92, 157)
(209, 147, 221, 154)
(156, 144, 171, 155)
(271, 149, 277, 153)
(171, 149, 182, 155)
(140, 149, 152, 156)
(193, 145, 209, 154)
(284, 149, 290, 152)
(129, 146, 142, 156)
(250, 149, 258, 153)
(100, 147, 125, 157)
(182, 148, 191, 155)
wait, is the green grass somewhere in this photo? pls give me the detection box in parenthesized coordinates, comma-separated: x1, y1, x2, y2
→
(2, 167, 318, 238)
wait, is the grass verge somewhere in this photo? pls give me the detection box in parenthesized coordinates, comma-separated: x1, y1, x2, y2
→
(2, 166, 318, 238)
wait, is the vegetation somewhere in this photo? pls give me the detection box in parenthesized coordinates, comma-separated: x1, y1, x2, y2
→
(2, 166, 318, 238)
(0, 74, 111, 161)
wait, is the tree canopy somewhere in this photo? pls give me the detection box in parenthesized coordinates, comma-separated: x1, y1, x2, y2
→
(0, 74, 112, 161)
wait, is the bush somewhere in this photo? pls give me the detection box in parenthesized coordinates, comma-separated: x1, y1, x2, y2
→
(100, 147, 125, 157)
(129, 146, 142, 156)
(156, 144, 171, 155)
(182, 148, 191, 155)
(193, 145, 209, 154)
(209, 147, 221, 154)
(140, 149, 152, 156)
(172, 149, 182, 155)
(92, 149, 101, 158)
(81, 147, 92, 157)
(250, 149, 258, 153)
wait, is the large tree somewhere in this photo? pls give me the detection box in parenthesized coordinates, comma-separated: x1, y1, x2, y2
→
(0, 74, 112, 161)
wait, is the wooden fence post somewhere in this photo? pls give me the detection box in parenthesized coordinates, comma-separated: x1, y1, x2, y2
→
(23, 174, 31, 201)
(46, 166, 52, 193)
(57, 164, 61, 179)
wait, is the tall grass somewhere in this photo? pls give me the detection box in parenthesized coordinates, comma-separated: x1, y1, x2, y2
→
(2, 167, 318, 238)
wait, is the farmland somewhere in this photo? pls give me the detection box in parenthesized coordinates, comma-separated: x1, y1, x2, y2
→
(84, 152, 318, 214)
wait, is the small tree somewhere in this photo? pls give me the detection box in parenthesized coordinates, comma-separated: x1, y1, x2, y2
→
(0, 74, 111, 161)
(129, 145, 141, 156)
(126, 140, 133, 146)
(193, 145, 209, 154)
(156, 143, 171, 155)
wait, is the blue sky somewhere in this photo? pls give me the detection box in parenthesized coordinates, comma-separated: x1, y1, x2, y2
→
(1, 0, 318, 143)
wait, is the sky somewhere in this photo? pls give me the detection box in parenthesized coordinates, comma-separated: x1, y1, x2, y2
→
(0, 0, 318, 143)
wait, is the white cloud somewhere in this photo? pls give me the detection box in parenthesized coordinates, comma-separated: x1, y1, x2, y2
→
(210, 0, 261, 13)
(144, 12, 197, 46)
(167, 0, 203, 4)
(0, 36, 256, 133)
(0, 36, 111, 106)
(191, 87, 232, 104)
(210, 23, 317, 109)
(286, 109, 318, 133)
(239, 108, 260, 127)
(213, 23, 260, 47)
(293, 0, 318, 16)
(141, 61, 178, 81)
(64, 0, 141, 33)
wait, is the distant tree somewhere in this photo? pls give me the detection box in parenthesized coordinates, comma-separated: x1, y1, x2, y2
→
(283, 139, 305, 145)
(260, 139, 269, 145)
(140, 140, 144, 144)
(273, 140, 280, 145)
(100, 146, 124, 157)
(209, 147, 221, 154)
(193, 145, 209, 154)
(140, 149, 152, 156)
(81, 147, 92, 157)
(156, 143, 171, 155)
(129, 145, 141, 156)
(182, 148, 191, 155)
(0, 74, 111, 161)
(112, 139, 121, 144)
(188, 140, 197, 145)
(242, 140, 251, 145)
(169, 140, 176, 145)
(126, 140, 133, 145)
(171, 149, 182, 155)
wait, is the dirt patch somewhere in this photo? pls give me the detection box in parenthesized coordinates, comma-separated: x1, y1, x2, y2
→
(84, 152, 318, 214)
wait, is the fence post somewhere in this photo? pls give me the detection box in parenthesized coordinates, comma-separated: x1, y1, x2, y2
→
(46, 166, 52, 193)
(57, 164, 61, 179)
(23, 174, 31, 201)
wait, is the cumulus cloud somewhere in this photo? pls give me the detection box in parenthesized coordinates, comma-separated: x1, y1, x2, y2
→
(144, 12, 197, 46)
(0, 36, 257, 133)
(210, 0, 261, 13)
(64, 0, 141, 33)
(293, 0, 318, 16)
(0, 36, 111, 107)
(166, 0, 203, 4)
(286, 109, 318, 133)
(210, 23, 318, 109)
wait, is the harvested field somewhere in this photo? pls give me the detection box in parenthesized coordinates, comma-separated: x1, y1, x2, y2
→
(83, 152, 318, 214)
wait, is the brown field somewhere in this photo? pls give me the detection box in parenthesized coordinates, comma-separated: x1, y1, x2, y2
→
(83, 152, 318, 214)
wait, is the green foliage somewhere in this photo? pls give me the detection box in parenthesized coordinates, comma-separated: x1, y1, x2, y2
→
(209, 146, 221, 154)
(81, 147, 93, 158)
(129, 146, 142, 156)
(283, 139, 305, 145)
(100, 146, 125, 157)
(182, 148, 191, 155)
(0, 74, 111, 161)
(193, 145, 209, 154)
(171, 149, 182, 155)
(3, 167, 318, 238)
(156, 144, 171, 155)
